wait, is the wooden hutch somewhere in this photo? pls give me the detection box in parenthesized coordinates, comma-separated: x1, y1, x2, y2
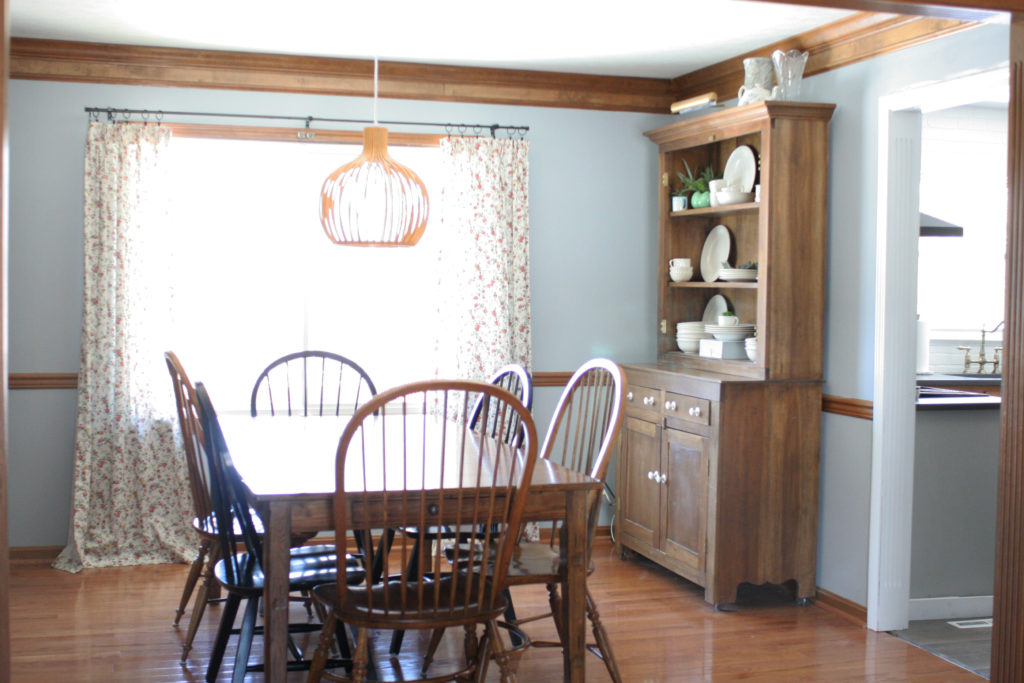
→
(616, 101, 835, 607)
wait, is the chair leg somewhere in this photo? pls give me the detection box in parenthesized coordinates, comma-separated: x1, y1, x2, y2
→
(389, 536, 422, 655)
(231, 596, 260, 683)
(181, 544, 220, 661)
(306, 612, 336, 682)
(488, 619, 517, 683)
(546, 582, 566, 645)
(422, 627, 446, 674)
(174, 538, 208, 627)
(206, 593, 241, 683)
(353, 627, 370, 683)
(501, 586, 523, 648)
(471, 624, 489, 683)
(586, 586, 623, 683)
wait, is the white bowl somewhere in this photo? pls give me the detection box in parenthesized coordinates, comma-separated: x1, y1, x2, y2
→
(677, 338, 701, 352)
(746, 346, 757, 362)
(677, 321, 705, 329)
(716, 190, 756, 206)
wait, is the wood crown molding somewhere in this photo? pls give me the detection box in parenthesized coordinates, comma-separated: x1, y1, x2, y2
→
(671, 12, 976, 105)
(11, 12, 974, 115)
(9, 38, 676, 114)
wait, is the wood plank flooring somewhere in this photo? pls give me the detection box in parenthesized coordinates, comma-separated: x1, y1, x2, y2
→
(9, 539, 983, 681)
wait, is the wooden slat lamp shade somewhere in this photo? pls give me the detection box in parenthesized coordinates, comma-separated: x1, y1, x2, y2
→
(319, 126, 429, 247)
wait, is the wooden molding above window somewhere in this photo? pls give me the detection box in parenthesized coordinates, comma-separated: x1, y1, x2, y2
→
(10, 12, 975, 114)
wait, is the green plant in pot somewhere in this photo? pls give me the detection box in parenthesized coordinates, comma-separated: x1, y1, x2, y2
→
(676, 161, 714, 209)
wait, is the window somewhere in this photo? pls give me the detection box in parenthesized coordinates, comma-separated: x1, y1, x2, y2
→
(162, 134, 442, 413)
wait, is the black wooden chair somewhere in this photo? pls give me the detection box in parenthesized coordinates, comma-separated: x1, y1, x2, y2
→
(389, 364, 532, 655)
(304, 379, 539, 683)
(195, 382, 365, 683)
(250, 350, 377, 417)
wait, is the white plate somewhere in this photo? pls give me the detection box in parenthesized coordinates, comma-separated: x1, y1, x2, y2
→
(702, 294, 729, 323)
(700, 225, 732, 283)
(720, 269, 758, 281)
(723, 145, 757, 193)
(712, 330, 754, 341)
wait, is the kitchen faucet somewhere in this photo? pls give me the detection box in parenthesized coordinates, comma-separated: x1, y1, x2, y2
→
(957, 321, 1004, 374)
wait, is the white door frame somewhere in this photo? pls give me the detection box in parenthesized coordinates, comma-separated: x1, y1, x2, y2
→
(869, 67, 1009, 632)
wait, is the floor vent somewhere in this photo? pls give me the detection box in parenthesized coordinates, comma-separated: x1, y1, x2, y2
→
(947, 618, 993, 629)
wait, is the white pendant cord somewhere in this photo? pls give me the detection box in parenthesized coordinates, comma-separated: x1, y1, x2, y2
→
(373, 57, 379, 125)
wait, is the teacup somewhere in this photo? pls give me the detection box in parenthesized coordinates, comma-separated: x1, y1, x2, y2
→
(717, 314, 738, 326)
(669, 258, 691, 269)
(669, 267, 693, 283)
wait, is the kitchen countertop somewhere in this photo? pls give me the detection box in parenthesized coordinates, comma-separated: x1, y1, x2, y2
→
(915, 375, 1001, 410)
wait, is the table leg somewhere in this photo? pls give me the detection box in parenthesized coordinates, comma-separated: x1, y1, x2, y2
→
(263, 501, 292, 682)
(562, 489, 587, 683)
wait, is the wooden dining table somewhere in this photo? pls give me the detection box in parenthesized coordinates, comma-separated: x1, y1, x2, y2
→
(220, 414, 601, 683)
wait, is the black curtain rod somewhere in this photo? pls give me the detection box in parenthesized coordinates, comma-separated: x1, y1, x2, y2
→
(84, 107, 529, 138)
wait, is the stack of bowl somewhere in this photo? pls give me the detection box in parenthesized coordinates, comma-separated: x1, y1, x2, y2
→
(676, 321, 712, 353)
(745, 336, 758, 361)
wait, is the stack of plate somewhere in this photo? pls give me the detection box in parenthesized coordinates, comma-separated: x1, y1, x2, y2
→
(745, 336, 758, 362)
(705, 323, 755, 341)
(676, 321, 712, 353)
(719, 267, 757, 282)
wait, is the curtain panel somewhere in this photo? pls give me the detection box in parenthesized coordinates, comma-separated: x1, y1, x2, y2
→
(434, 137, 531, 382)
(54, 122, 193, 572)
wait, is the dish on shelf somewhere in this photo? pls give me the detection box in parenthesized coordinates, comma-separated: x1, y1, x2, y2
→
(710, 329, 755, 341)
(723, 145, 757, 193)
(702, 294, 730, 323)
(719, 268, 758, 281)
(716, 190, 756, 206)
(677, 321, 706, 332)
(700, 225, 732, 283)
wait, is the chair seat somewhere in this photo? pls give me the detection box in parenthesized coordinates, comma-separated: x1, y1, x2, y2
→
(213, 545, 363, 595)
(312, 574, 507, 628)
(193, 511, 265, 538)
(401, 524, 490, 542)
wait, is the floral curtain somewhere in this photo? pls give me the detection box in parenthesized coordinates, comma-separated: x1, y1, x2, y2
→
(434, 137, 531, 382)
(54, 122, 194, 572)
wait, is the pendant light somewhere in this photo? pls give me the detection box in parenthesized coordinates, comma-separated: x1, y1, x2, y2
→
(320, 58, 429, 246)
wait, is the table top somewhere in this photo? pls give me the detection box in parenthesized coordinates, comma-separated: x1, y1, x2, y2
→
(219, 414, 600, 502)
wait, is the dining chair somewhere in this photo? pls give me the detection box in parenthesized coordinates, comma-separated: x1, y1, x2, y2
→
(494, 357, 626, 682)
(305, 379, 539, 683)
(389, 363, 533, 655)
(165, 351, 225, 662)
(195, 382, 366, 683)
(250, 350, 377, 417)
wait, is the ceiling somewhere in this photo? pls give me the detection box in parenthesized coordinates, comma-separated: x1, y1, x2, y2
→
(9, 0, 860, 79)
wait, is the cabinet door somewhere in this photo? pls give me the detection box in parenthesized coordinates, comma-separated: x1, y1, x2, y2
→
(619, 416, 662, 550)
(661, 428, 709, 574)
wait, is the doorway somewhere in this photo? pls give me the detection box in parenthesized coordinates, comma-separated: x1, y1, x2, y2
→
(870, 67, 1009, 636)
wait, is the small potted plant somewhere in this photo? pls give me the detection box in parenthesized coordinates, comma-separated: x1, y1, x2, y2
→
(670, 185, 688, 212)
(676, 160, 714, 209)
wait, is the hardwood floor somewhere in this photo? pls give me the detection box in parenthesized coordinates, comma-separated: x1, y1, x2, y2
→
(9, 539, 982, 681)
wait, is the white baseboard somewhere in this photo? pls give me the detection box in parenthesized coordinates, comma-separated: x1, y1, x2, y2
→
(908, 595, 993, 621)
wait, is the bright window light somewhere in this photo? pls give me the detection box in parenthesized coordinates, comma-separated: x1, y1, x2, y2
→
(162, 136, 441, 413)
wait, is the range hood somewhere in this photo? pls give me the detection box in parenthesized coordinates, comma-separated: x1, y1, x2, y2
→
(920, 212, 964, 237)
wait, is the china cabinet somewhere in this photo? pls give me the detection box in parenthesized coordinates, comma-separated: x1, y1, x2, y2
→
(616, 101, 834, 607)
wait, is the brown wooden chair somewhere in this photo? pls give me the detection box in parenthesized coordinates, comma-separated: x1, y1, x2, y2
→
(250, 350, 377, 417)
(165, 351, 223, 661)
(496, 358, 626, 682)
(196, 382, 365, 683)
(389, 364, 532, 655)
(305, 379, 539, 683)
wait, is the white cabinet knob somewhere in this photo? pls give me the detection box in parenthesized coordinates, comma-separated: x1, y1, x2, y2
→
(627, 391, 634, 402)
(665, 400, 677, 411)
(688, 406, 702, 417)
(658, 473, 668, 484)
(643, 396, 655, 407)
(647, 470, 657, 480)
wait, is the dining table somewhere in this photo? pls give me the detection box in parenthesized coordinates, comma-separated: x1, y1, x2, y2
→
(219, 413, 601, 683)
